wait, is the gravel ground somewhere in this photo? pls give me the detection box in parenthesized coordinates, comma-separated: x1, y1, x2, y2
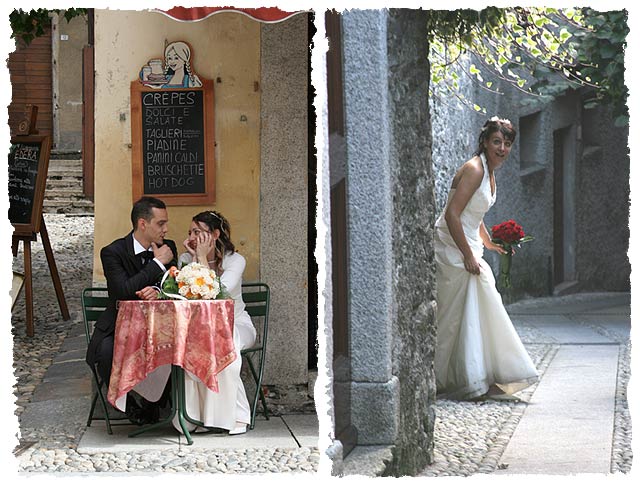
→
(11, 214, 320, 474)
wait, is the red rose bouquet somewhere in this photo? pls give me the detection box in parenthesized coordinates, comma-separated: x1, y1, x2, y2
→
(491, 219, 533, 290)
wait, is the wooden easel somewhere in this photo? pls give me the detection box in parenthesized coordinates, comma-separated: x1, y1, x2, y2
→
(11, 217, 70, 337)
(10, 106, 69, 336)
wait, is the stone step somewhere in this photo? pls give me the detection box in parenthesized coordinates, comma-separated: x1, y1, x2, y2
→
(50, 151, 82, 160)
(45, 187, 86, 198)
(43, 206, 94, 216)
(42, 198, 94, 215)
(46, 178, 83, 189)
(43, 198, 94, 208)
(47, 166, 83, 176)
(48, 158, 83, 167)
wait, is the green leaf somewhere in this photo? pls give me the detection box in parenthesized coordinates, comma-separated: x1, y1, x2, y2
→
(534, 17, 547, 27)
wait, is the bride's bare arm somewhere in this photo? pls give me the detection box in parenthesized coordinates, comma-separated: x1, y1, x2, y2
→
(445, 160, 483, 274)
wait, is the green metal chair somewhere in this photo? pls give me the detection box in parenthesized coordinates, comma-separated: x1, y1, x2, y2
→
(82, 287, 124, 434)
(241, 282, 270, 429)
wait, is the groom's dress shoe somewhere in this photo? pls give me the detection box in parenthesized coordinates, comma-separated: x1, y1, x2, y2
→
(125, 395, 145, 426)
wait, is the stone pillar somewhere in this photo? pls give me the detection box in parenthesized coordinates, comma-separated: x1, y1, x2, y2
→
(340, 9, 436, 475)
(260, 14, 309, 385)
(342, 9, 397, 445)
(386, 9, 437, 475)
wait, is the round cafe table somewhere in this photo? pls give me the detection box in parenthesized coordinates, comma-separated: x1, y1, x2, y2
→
(107, 299, 235, 444)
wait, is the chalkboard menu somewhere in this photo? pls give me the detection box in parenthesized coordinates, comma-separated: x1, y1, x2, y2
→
(8, 135, 51, 235)
(131, 79, 215, 205)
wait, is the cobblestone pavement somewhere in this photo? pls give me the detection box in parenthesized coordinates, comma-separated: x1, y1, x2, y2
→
(419, 297, 632, 476)
(419, 344, 557, 476)
(11, 214, 319, 474)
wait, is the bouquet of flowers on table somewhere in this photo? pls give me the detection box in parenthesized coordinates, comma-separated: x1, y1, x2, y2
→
(158, 263, 230, 300)
(491, 219, 534, 290)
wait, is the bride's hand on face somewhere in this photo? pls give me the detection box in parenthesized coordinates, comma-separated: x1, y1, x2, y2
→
(463, 255, 481, 275)
(195, 231, 215, 260)
(183, 237, 196, 257)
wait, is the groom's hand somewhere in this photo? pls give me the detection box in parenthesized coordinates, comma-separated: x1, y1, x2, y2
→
(136, 286, 159, 300)
(151, 242, 173, 265)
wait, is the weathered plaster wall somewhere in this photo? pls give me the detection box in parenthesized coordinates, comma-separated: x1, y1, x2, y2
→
(260, 14, 309, 385)
(54, 14, 87, 152)
(92, 10, 260, 284)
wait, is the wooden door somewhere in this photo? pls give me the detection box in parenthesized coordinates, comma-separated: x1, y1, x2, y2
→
(82, 9, 95, 199)
(8, 25, 53, 138)
(553, 126, 576, 289)
(326, 9, 357, 457)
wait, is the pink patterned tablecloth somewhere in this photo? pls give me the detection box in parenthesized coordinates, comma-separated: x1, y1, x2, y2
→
(107, 299, 236, 408)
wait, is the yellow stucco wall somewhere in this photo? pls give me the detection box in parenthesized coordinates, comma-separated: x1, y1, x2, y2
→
(92, 10, 260, 282)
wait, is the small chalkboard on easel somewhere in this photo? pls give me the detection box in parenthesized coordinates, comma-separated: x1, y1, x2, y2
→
(9, 134, 51, 235)
(9, 105, 69, 336)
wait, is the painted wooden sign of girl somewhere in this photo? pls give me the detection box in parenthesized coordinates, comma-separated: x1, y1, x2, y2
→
(139, 41, 203, 88)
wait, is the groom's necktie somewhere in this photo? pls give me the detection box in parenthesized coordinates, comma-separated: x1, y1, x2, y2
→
(140, 251, 154, 266)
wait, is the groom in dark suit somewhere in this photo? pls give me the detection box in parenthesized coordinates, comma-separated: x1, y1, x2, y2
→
(86, 196, 178, 423)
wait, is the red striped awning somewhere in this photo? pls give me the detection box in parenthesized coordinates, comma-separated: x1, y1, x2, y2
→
(156, 6, 303, 23)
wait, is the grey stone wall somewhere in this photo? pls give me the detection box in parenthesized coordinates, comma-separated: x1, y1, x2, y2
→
(260, 14, 309, 385)
(575, 104, 630, 291)
(341, 9, 436, 476)
(386, 9, 436, 475)
(430, 57, 478, 214)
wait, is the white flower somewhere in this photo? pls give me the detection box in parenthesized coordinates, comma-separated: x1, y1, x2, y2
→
(174, 262, 221, 299)
(490, 115, 511, 124)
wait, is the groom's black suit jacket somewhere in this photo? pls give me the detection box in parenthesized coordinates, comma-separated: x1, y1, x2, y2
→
(86, 231, 178, 367)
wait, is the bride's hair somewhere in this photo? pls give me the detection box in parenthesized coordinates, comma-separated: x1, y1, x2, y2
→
(192, 211, 235, 272)
(474, 117, 517, 156)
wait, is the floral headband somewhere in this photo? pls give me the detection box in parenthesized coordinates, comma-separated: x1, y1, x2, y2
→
(489, 116, 511, 124)
(481, 116, 513, 133)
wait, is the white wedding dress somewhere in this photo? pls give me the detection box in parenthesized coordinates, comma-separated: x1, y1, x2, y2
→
(173, 251, 256, 432)
(434, 153, 538, 400)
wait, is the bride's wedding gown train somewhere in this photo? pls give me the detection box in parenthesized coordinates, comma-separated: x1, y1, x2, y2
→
(434, 154, 538, 400)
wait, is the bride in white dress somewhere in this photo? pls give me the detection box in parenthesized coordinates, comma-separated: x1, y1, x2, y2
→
(434, 117, 538, 400)
(175, 210, 256, 434)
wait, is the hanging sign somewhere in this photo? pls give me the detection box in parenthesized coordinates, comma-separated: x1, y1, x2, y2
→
(131, 41, 215, 205)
